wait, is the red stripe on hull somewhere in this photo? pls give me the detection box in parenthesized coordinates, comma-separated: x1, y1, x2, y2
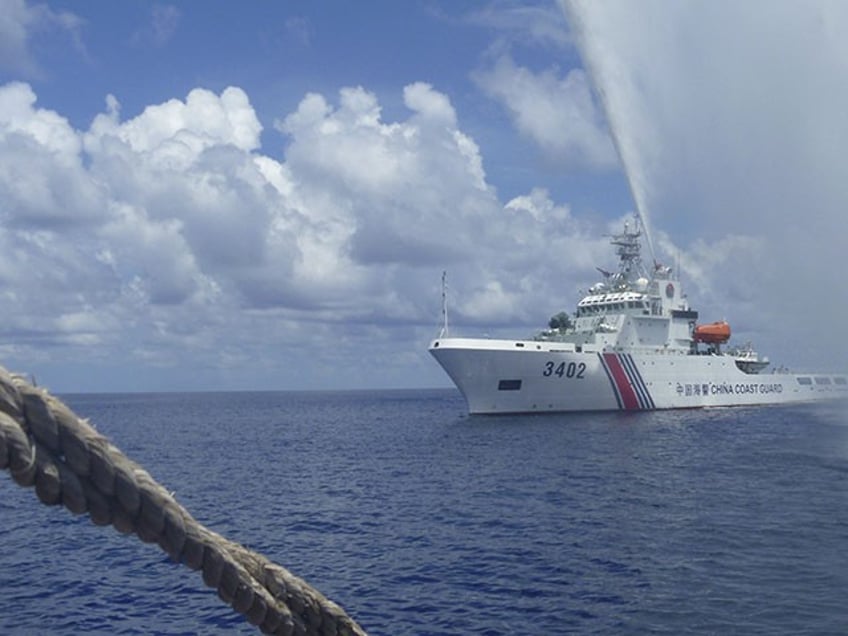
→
(603, 353, 640, 410)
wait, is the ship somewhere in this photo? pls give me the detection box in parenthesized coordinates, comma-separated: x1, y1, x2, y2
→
(429, 217, 848, 414)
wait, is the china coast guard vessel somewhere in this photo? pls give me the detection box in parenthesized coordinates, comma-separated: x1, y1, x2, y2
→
(429, 218, 847, 414)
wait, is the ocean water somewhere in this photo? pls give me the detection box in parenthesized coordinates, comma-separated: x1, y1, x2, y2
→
(2, 389, 848, 635)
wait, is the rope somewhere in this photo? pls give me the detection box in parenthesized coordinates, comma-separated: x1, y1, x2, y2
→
(0, 367, 368, 636)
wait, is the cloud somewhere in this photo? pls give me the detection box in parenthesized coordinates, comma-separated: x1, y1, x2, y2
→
(465, 2, 572, 51)
(90, 86, 262, 155)
(505, 187, 571, 223)
(0, 0, 85, 77)
(474, 54, 617, 170)
(131, 4, 181, 48)
(404, 81, 457, 126)
(0, 0, 37, 75)
(276, 83, 493, 278)
(284, 16, 313, 47)
(0, 82, 102, 229)
(566, 0, 848, 370)
(0, 79, 614, 388)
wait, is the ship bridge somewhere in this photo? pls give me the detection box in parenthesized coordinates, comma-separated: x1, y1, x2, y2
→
(576, 291, 650, 317)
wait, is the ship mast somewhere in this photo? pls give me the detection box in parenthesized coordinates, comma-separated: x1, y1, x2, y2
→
(604, 136, 658, 269)
(607, 216, 650, 286)
(623, 180, 659, 269)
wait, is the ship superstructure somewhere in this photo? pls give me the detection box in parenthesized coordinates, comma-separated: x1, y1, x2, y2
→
(536, 218, 700, 357)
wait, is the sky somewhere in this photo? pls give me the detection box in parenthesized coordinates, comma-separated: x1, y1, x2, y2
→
(0, 0, 845, 393)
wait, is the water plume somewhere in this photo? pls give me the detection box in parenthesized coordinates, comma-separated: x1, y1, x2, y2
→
(561, 0, 848, 371)
(563, 0, 659, 266)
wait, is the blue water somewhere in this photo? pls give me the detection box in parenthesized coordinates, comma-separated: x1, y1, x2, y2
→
(2, 390, 848, 635)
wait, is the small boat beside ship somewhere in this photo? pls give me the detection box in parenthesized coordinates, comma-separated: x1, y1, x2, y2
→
(429, 218, 847, 414)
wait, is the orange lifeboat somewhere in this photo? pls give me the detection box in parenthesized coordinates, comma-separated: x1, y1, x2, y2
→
(693, 321, 731, 344)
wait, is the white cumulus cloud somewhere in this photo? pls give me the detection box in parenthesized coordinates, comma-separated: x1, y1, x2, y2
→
(0, 79, 613, 388)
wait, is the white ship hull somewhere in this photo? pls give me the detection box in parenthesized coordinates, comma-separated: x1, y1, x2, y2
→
(430, 337, 848, 415)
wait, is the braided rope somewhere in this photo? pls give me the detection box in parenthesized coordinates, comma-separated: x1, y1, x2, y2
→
(0, 367, 368, 636)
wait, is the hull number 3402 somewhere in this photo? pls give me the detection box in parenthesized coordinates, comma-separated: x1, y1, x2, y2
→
(543, 361, 586, 379)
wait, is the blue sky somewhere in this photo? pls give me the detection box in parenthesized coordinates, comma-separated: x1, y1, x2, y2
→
(1, 0, 846, 392)
(17, 2, 608, 205)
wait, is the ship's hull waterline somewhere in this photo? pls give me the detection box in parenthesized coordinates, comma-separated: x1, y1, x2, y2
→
(430, 337, 848, 415)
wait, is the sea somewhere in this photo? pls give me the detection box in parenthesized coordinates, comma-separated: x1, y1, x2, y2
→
(2, 389, 848, 635)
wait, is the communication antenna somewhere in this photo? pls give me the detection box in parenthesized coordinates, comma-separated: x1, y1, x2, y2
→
(439, 270, 449, 337)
